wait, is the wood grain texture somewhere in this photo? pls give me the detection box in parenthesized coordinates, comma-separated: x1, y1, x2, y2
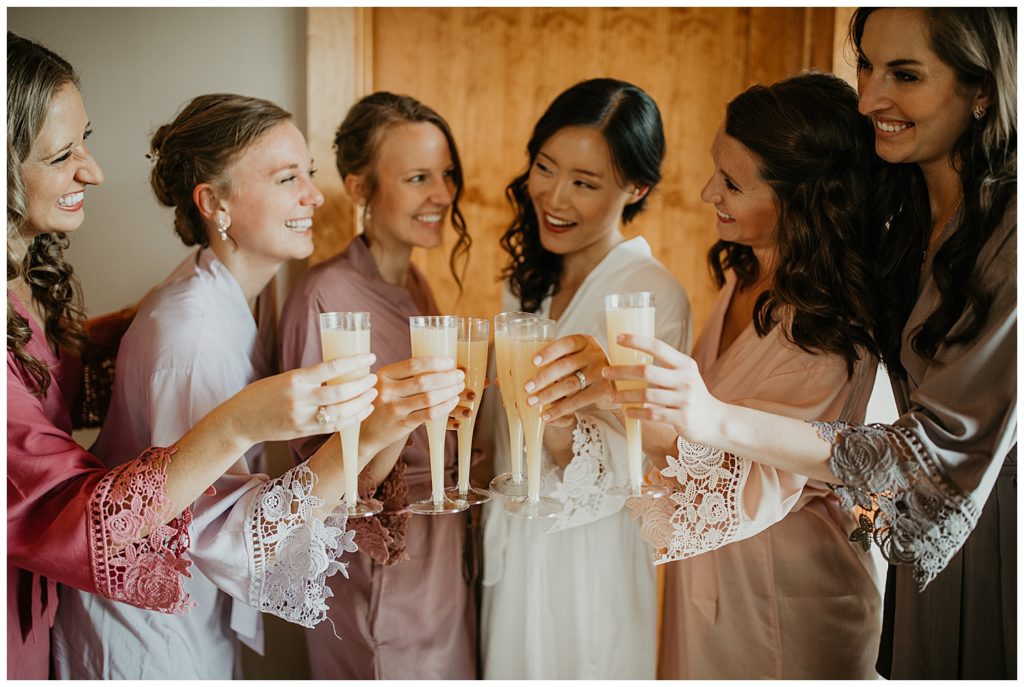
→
(309, 7, 836, 331)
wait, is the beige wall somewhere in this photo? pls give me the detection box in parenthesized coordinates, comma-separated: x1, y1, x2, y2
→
(8, 7, 309, 316)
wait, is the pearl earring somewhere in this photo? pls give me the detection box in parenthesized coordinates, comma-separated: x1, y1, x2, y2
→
(217, 217, 230, 242)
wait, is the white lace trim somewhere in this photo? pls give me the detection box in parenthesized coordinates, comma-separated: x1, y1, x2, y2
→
(823, 421, 981, 590)
(246, 463, 358, 628)
(652, 435, 748, 564)
(548, 415, 617, 532)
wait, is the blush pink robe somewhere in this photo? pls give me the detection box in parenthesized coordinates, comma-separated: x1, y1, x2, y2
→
(631, 272, 884, 679)
(6, 291, 192, 680)
(278, 235, 477, 679)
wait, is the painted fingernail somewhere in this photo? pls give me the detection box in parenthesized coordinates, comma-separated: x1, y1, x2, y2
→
(532, 355, 542, 366)
(525, 381, 536, 392)
(466, 391, 476, 401)
(542, 413, 550, 421)
(528, 396, 538, 406)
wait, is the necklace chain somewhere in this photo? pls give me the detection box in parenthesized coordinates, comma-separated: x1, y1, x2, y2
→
(923, 196, 963, 264)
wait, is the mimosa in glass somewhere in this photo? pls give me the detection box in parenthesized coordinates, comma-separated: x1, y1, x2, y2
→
(444, 317, 491, 505)
(489, 311, 536, 499)
(408, 315, 468, 515)
(505, 317, 562, 518)
(605, 292, 668, 498)
(320, 311, 382, 517)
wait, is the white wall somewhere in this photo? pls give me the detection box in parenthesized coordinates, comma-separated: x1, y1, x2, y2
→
(8, 7, 308, 316)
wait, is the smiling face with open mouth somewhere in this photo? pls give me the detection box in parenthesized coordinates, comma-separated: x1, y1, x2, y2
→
(220, 120, 324, 268)
(700, 124, 779, 250)
(856, 8, 987, 169)
(20, 83, 104, 239)
(526, 125, 642, 257)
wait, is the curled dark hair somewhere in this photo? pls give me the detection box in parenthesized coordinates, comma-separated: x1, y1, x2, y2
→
(710, 71, 876, 376)
(334, 91, 470, 289)
(150, 93, 292, 247)
(851, 8, 1017, 376)
(500, 78, 665, 313)
(7, 31, 87, 396)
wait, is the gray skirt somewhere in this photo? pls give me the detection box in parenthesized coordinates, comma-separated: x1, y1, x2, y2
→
(877, 446, 1016, 679)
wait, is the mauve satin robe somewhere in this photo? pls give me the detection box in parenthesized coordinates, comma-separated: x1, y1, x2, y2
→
(636, 272, 885, 679)
(7, 292, 190, 679)
(279, 235, 477, 679)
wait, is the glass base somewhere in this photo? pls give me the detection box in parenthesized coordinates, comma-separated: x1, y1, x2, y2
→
(505, 495, 562, 519)
(489, 472, 537, 499)
(342, 499, 384, 518)
(607, 483, 671, 499)
(409, 496, 469, 515)
(444, 485, 491, 506)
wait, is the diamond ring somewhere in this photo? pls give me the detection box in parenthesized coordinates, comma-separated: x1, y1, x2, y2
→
(574, 369, 588, 391)
(315, 406, 331, 425)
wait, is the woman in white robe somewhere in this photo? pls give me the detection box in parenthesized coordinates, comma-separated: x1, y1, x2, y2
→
(478, 78, 691, 679)
(52, 94, 464, 679)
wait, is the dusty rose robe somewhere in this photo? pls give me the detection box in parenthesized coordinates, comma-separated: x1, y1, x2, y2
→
(6, 292, 191, 679)
(632, 273, 884, 679)
(278, 235, 477, 679)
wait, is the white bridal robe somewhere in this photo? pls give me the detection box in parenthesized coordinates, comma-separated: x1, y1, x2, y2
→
(52, 249, 357, 679)
(479, 236, 692, 679)
(631, 271, 885, 679)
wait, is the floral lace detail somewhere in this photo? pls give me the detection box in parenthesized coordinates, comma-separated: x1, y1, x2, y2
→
(349, 458, 410, 566)
(810, 419, 849, 445)
(549, 416, 616, 532)
(247, 463, 358, 628)
(826, 422, 981, 589)
(88, 446, 194, 614)
(628, 435, 747, 564)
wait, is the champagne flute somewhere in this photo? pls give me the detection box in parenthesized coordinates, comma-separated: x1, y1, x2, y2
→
(408, 315, 468, 515)
(605, 292, 669, 498)
(319, 311, 382, 517)
(505, 317, 562, 519)
(489, 311, 536, 498)
(444, 317, 491, 506)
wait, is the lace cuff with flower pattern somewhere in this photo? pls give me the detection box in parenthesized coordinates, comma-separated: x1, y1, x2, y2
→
(247, 463, 358, 628)
(548, 416, 616, 532)
(814, 420, 981, 589)
(88, 445, 195, 615)
(348, 457, 410, 566)
(627, 435, 748, 564)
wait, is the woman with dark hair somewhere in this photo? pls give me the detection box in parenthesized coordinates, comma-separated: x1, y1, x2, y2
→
(583, 71, 885, 678)
(478, 78, 691, 679)
(279, 92, 477, 680)
(609, 7, 1016, 680)
(6, 33, 380, 680)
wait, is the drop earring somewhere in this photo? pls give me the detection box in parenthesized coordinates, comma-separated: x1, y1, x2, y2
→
(217, 217, 230, 242)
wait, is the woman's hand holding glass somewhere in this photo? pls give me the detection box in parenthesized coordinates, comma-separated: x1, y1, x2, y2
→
(524, 333, 614, 428)
(602, 334, 726, 449)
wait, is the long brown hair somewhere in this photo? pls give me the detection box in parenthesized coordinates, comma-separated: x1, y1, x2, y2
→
(7, 31, 87, 396)
(851, 8, 1017, 376)
(709, 72, 877, 376)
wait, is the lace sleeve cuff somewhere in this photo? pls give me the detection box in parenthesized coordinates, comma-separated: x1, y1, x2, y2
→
(246, 463, 358, 628)
(348, 457, 410, 566)
(548, 415, 617, 532)
(818, 421, 981, 589)
(88, 446, 195, 615)
(627, 435, 747, 564)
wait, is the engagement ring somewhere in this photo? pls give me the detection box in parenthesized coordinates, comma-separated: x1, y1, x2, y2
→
(574, 369, 588, 391)
(316, 406, 331, 425)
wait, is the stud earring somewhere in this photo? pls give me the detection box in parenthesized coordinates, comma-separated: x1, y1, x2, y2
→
(973, 105, 987, 121)
(217, 217, 230, 242)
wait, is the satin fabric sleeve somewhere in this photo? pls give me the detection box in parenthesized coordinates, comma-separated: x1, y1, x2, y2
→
(826, 217, 1016, 588)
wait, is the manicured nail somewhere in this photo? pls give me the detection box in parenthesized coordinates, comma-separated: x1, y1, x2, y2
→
(532, 355, 542, 366)
(525, 381, 536, 392)
(528, 396, 538, 406)
(466, 391, 476, 401)
(542, 413, 550, 421)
